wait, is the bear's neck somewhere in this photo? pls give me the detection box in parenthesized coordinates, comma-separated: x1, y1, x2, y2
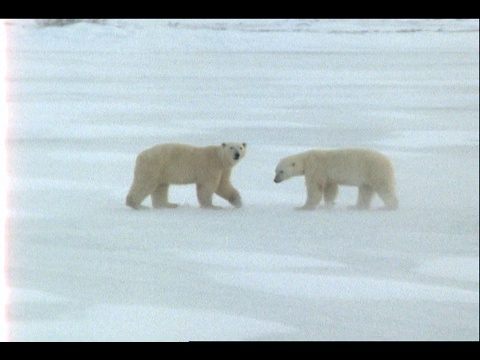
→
(213, 146, 235, 169)
(293, 153, 307, 175)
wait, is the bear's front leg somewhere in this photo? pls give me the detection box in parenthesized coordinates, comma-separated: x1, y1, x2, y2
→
(196, 183, 222, 209)
(297, 177, 323, 210)
(215, 170, 242, 208)
(323, 182, 338, 209)
(216, 185, 242, 208)
(227, 193, 242, 208)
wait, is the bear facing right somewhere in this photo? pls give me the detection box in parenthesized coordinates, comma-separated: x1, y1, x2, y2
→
(274, 148, 398, 211)
(126, 142, 246, 210)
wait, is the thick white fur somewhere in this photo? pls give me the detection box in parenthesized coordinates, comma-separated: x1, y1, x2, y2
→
(126, 142, 246, 209)
(274, 148, 398, 210)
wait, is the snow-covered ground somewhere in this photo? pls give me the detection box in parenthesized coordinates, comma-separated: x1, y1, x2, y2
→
(4, 19, 479, 341)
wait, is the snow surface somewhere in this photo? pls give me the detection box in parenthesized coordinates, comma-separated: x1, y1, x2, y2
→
(4, 19, 479, 341)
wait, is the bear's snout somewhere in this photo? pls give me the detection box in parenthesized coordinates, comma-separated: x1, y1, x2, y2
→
(274, 170, 284, 183)
(234, 152, 240, 160)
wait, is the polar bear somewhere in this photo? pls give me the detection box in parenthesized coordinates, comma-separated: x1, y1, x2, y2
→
(126, 142, 246, 209)
(274, 148, 398, 210)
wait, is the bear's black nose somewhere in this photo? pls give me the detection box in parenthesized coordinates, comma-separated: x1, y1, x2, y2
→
(234, 153, 240, 160)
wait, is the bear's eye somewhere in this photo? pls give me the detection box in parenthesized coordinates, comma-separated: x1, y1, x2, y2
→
(291, 163, 296, 167)
(230, 146, 234, 150)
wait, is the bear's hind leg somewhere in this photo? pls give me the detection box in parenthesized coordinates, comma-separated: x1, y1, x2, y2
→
(351, 184, 374, 210)
(151, 184, 178, 209)
(377, 188, 399, 211)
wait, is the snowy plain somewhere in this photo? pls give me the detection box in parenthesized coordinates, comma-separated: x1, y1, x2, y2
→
(4, 19, 480, 341)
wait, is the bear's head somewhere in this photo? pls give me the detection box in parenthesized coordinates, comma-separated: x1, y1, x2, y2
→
(221, 142, 246, 167)
(274, 155, 302, 183)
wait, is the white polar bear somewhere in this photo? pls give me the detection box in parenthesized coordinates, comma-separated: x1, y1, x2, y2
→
(274, 148, 398, 210)
(126, 142, 246, 209)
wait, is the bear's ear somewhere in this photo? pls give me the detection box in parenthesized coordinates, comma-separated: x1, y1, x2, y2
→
(242, 142, 247, 148)
(222, 143, 226, 147)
